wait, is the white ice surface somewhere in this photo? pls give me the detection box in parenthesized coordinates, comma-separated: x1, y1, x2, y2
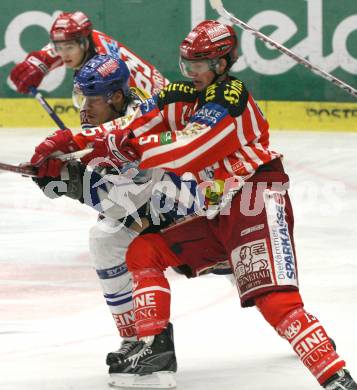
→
(0, 128, 357, 390)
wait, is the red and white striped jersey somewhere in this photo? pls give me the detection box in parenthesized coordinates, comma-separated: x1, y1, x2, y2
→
(28, 30, 168, 96)
(123, 79, 281, 187)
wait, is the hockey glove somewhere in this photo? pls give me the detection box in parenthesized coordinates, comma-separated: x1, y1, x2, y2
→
(32, 161, 84, 200)
(78, 128, 138, 167)
(37, 159, 65, 178)
(10, 51, 49, 94)
(30, 129, 80, 168)
(105, 128, 139, 166)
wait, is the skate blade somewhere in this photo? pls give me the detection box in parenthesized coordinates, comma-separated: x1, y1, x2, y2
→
(108, 371, 176, 389)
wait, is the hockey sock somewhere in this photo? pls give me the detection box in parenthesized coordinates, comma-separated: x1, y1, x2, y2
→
(276, 307, 344, 384)
(256, 291, 345, 384)
(112, 310, 137, 340)
(132, 268, 171, 338)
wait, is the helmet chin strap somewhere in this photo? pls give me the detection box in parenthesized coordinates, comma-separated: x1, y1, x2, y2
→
(212, 69, 230, 84)
(211, 58, 230, 83)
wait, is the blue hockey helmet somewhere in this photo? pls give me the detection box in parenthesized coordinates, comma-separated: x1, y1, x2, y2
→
(73, 54, 130, 107)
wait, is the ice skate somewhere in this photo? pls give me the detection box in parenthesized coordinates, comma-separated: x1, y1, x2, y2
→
(106, 340, 141, 366)
(323, 369, 357, 389)
(108, 323, 177, 388)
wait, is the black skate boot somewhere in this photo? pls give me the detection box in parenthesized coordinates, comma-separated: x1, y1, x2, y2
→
(108, 323, 177, 388)
(106, 339, 140, 366)
(323, 369, 357, 389)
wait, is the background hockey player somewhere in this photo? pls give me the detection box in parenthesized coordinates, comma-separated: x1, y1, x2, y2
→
(78, 20, 357, 389)
(9, 11, 167, 106)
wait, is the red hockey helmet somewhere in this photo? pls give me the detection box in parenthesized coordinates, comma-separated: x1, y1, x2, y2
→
(50, 11, 92, 42)
(179, 20, 238, 77)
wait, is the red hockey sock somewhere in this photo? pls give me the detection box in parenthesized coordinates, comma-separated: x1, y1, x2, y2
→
(112, 310, 137, 340)
(256, 291, 345, 384)
(132, 268, 171, 338)
(276, 307, 344, 384)
(126, 234, 183, 338)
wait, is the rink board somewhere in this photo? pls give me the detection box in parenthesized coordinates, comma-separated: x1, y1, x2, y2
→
(1, 99, 357, 131)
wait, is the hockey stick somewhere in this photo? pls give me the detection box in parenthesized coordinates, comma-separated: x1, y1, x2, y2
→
(1, 88, 92, 177)
(0, 162, 37, 177)
(29, 86, 67, 129)
(0, 148, 93, 177)
(209, 0, 357, 98)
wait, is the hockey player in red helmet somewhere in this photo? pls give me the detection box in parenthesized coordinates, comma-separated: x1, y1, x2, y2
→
(10, 11, 167, 96)
(179, 20, 238, 90)
(48, 11, 93, 70)
(69, 20, 357, 389)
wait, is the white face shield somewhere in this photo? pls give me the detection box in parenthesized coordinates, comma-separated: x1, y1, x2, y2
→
(72, 84, 86, 109)
(72, 85, 110, 110)
(179, 57, 219, 78)
(50, 37, 88, 54)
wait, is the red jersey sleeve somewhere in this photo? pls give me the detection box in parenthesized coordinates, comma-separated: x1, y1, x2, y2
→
(91, 30, 169, 96)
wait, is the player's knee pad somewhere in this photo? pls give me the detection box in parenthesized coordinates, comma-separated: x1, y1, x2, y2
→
(127, 233, 176, 272)
(255, 290, 303, 327)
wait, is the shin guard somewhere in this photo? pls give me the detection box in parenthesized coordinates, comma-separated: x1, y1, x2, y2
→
(276, 308, 345, 384)
(132, 268, 171, 338)
(112, 311, 136, 340)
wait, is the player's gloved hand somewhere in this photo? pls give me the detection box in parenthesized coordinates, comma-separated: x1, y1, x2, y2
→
(37, 159, 65, 178)
(105, 128, 139, 166)
(10, 52, 49, 94)
(73, 126, 110, 166)
(79, 137, 110, 166)
(79, 128, 138, 167)
(30, 129, 80, 168)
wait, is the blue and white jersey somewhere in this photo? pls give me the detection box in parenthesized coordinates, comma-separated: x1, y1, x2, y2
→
(79, 91, 200, 227)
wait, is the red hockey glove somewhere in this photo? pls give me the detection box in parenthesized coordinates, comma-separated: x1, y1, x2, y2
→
(79, 137, 110, 166)
(37, 159, 65, 178)
(10, 52, 49, 94)
(72, 126, 109, 166)
(105, 128, 139, 166)
(30, 129, 80, 168)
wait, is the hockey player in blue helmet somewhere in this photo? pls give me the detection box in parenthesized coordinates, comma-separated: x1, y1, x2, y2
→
(31, 54, 157, 375)
(30, 54, 199, 385)
(73, 55, 149, 127)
